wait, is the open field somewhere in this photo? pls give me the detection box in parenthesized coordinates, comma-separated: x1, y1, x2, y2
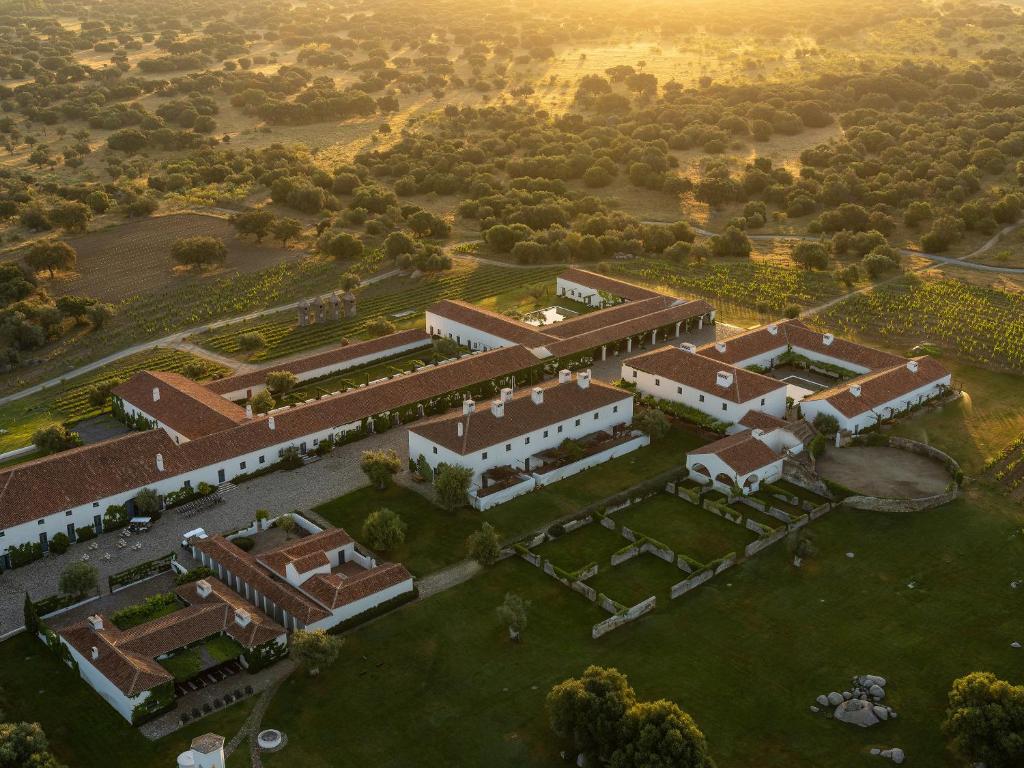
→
(0, 347, 226, 454)
(253, 484, 1024, 768)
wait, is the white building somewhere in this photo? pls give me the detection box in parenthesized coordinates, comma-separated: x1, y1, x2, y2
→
(623, 343, 788, 425)
(686, 430, 786, 495)
(555, 267, 664, 307)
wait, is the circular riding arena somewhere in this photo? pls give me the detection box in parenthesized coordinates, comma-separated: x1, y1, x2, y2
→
(817, 446, 952, 499)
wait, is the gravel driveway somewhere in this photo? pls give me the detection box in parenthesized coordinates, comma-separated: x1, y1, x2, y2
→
(0, 428, 410, 637)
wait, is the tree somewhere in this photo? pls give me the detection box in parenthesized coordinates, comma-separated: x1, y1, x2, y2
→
(270, 217, 303, 246)
(812, 412, 839, 436)
(709, 226, 751, 258)
(49, 532, 70, 555)
(360, 449, 402, 489)
(85, 302, 114, 329)
(266, 370, 298, 396)
(385, 231, 416, 258)
(547, 666, 638, 762)
(485, 224, 517, 253)
(366, 318, 397, 337)
(107, 127, 147, 153)
(134, 487, 160, 516)
(251, 389, 275, 414)
(467, 522, 502, 566)
(171, 236, 227, 269)
(634, 409, 670, 439)
(792, 241, 829, 270)
(275, 513, 297, 538)
(943, 672, 1024, 768)
(496, 592, 530, 641)
(48, 201, 90, 233)
(0, 722, 63, 768)
(32, 425, 82, 455)
(362, 508, 407, 551)
(434, 464, 473, 511)
(25, 240, 76, 278)
(319, 231, 364, 260)
(59, 561, 99, 599)
(290, 629, 344, 676)
(609, 699, 714, 768)
(233, 209, 275, 243)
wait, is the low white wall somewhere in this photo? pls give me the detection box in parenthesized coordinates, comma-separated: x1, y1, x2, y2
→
(532, 434, 650, 486)
(470, 476, 537, 511)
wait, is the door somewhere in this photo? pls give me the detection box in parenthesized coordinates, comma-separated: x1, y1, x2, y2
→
(217, 469, 226, 483)
(93, 514, 102, 533)
(67, 523, 76, 542)
(38, 532, 48, 553)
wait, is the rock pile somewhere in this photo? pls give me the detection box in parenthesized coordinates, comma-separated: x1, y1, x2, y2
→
(870, 747, 905, 764)
(812, 675, 898, 727)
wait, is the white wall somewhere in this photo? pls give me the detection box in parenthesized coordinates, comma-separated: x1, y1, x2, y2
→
(120, 397, 189, 445)
(425, 311, 519, 352)
(532, 433, 650, 486)
(685, 452, 784, 495)
(306, 577, 414, 631)
(409, 394, 634, 485)
(60, 637, 152, 723)
(623, 365, 787, 423)
(556, 278, 608, 307)
(215, 337, 433, 401)
(801, 374, 951, 433)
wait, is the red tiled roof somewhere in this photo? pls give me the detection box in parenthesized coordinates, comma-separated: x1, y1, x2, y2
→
(303, 562, 412, 609)
(60, 619, 171, 697)
(625, 345, 786, 404)
(206, 330, 431, 396)
(737, 410, 791, 432)
(256, 528, 354, 578)
(543, 296, 676, 338)
(802, 357, 950, 417)
(428, 300, 552, 347)
(113, 371, 248, 439)
(689, 431, 782, 476)
(558, 268, 664, 302)
(408, 377, 632, 454)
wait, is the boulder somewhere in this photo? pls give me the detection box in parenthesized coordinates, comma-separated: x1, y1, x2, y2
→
(860, 675, 887, 687)
(874, 705, 889, 720)
(870, 748, 881, 755)
(881, 747, 905, 764)
(870, 684, 886, 699)
(828, 691, 844, 706)
(810, 706, 820, 713)
(816, 695, 829, 707)
(843, 691, 853, 700)
(835, 698, 880, 727)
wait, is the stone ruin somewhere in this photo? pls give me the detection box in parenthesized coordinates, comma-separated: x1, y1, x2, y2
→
(297, 292, 350, 326)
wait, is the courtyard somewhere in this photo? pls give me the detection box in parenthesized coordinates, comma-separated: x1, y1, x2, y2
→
(817, 446, 954, 498)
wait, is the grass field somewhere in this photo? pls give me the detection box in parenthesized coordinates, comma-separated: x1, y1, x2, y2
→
(256, 483, 1024, 768)
(586, 553, 685, 606)
(0, 347, 227, 454)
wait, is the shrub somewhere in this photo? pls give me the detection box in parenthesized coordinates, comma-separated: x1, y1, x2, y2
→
(75, 524, 96, 541)
(238, 331, 266, 351)
(48, 532, 70, 555)
(362, 508, 407, 551)
(234, 536, 256, 552)
(175, 566, 214, 585)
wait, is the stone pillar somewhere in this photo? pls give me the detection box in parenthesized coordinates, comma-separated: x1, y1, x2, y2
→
(698, 315, 704, 330)
(329, 294, 341, 321)
(626, 338, 632, 353)
(601, 345, 607, 361)
(674, 321, 681, 337)
(297, 301, 309, 327)
(651, 329, 657, 344)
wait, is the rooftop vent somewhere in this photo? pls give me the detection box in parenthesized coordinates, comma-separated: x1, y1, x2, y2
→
(491, 400, 505, 418)
(850, 384, 862, 397)
(558, 369, 572, 384)
(907, 360, 919, 373)
(767, 324, 778, 336)
(245, 403, 253, 419)
(268, 416, 276, 431)
(576, 370, 591, 389)
(531, 387, 544, 405)
(680, 342, 697, 354)
(500, 387, 513, 403)
(715, 341, 727, 354)
(196, 579, 213, 599)
(156, 453, 165, 472)
(90, 646, 99, 660)
(462, 399, 476, 416)
(716, 371, 735, 388)
(457, 421, 465, 437)
(234, 609, 251, 628)
(152, 387, 160, 403)
(87, 614, 103, 631)
(751, 428, 766, 441)
(822, 333, 835, 346)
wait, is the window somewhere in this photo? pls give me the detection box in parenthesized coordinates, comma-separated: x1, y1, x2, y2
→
(558, 425, 563, 433)
(65, 510, 72, 517)
(259, 455, 265, 465)
(631, 369, 637, 378)
(92, 502, 99, 508)
(37, 519, 44, 525)
(313, 438, 319, 446)
(482, 451, 488, 460)
(505, 443, 512, 452)
(240, 461, 247, 470)
(677, 386, 682, 395)
(760, 398, 766, 406)
(543, 430, 549, 438)
(699, 394, 705, 403)
(525, 436, 530, 445)
(722, 403, 728, 411)
(593, 412, 599, 420)
(574, 419, 581, 427)
(0, 531, 4, 538)
(613, 406, 618, 413)
(432, 446, 438, 455)
(655, 378, 660, 386)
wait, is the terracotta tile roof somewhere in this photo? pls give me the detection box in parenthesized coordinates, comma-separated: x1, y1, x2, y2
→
(625, 345, 786, 404)
(192, 535, 331, 625)
(689, 431, 782, 476)
(113, 371, 249, 439)
(256, 528, 354, 578)
(737, 410, 791, 432)
(303, 562, 413, 609)
(543, 296, 676, 338)
(544, 299, 714, 358)
(697, 319, 903, 372)
(0, 429, 181, 529)
(428, 300, 552, 347)
(0, 346, 541, 526)
(191, 734, 225, 755)
(58, 576, 283, 697)
(408, 377, 632, 454)
(559, 268, 664, 301)
(206, 330, 432, 396)
(802, 356, 950, 418)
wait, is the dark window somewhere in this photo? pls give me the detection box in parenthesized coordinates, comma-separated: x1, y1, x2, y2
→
(594, 412, 599, 420)
(432, 446, 438, 454)
(65, 510, 72, 516)
(699, 394, 705, 403)
(505, 443, 512, 452)
(482, 451, 488, 460)
(259, 455, 265, 465)
(655, 378, 660, 386)
(574, 419, 581, 427)
(677, 386, 682, 395)
(543, 430, 549, 438)
(631, 370, 637, 378)
(525, 436, 530, 445)
(558, 425, 563, 433)
(92, 502, 99, 508)
(240, 461, 247, 470)
(37, 519, 44, 525)
(722, 403, 728, 411)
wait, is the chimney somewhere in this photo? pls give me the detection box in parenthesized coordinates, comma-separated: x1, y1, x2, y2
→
(500, 387, 513, 403)
(751, 428, 766, 441)
(576, 370, 591, 389)
(245, 403, 253, 419)
(767, 324, 778, 335)
(715, 341, 727, 354)
(268, 416, 276, 431)
(152, 386, 160, 402)
(907, 360, 919, 373)
(156, 453, 164, 472)
(90, 646, 99, 660)
(457, 421, 465, 437)
(491, 399, 504, 418)
(716, 371, 734, 388)
(679, 342, 697, 354)
(822, 333, 834, 346)
(87, 614, 103, 631)
(234, 609, 251, 628)
(850, 384, 862, 397)
(531, 387, 544, 405)
(462, 399, 475, 416)
(558, 369, 572, 384)
(196, 579, 213, 599)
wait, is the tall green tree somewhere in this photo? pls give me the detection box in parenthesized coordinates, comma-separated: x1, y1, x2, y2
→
(610, 700, 715, 768)
(434, 464, 473, 511)
(943, 672, 1024, 768)
(360, 449, 402, 490)
(547, 666, 638, 762)
(290, 629, 344, 677)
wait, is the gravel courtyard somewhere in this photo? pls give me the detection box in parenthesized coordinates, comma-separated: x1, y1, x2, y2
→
(816, 446, 953, 499)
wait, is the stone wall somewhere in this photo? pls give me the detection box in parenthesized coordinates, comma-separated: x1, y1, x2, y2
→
(611, 544, 641, 566)
(744, 526, 789, 557)
(592, 596, 657, 639)
(670, 568, 714, 599)
(841, 436, 961, 513)
(640, 540, 675, 563)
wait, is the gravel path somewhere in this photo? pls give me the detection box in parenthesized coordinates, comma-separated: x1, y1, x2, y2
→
(0, 428, 409, 636)
(416, 560, 483, 600)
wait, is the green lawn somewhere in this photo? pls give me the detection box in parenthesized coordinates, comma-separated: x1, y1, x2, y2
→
(206, 634, 245, 663)
(586, 554, 683, 607)
(0, 634, 256, 768)
(315, 484, 481, 576)
(533, 523, 626, 574)
(258, 484, 1024, 768)
(755, 492, 805, 519)
(160, 647, 203, 682)
(613, 495, 755, 565)
(734, 501, 787, 531)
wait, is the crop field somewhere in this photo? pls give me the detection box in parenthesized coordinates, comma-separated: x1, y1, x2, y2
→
(0, 348, 226, 455)
(813, 274, 1024, 371)
(2, 213, 297, 303)
(197, 261, 561, 361)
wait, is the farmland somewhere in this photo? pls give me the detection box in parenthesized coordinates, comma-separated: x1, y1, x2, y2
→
(196, 260, 560, 361)
(0, 347, 226, 454)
